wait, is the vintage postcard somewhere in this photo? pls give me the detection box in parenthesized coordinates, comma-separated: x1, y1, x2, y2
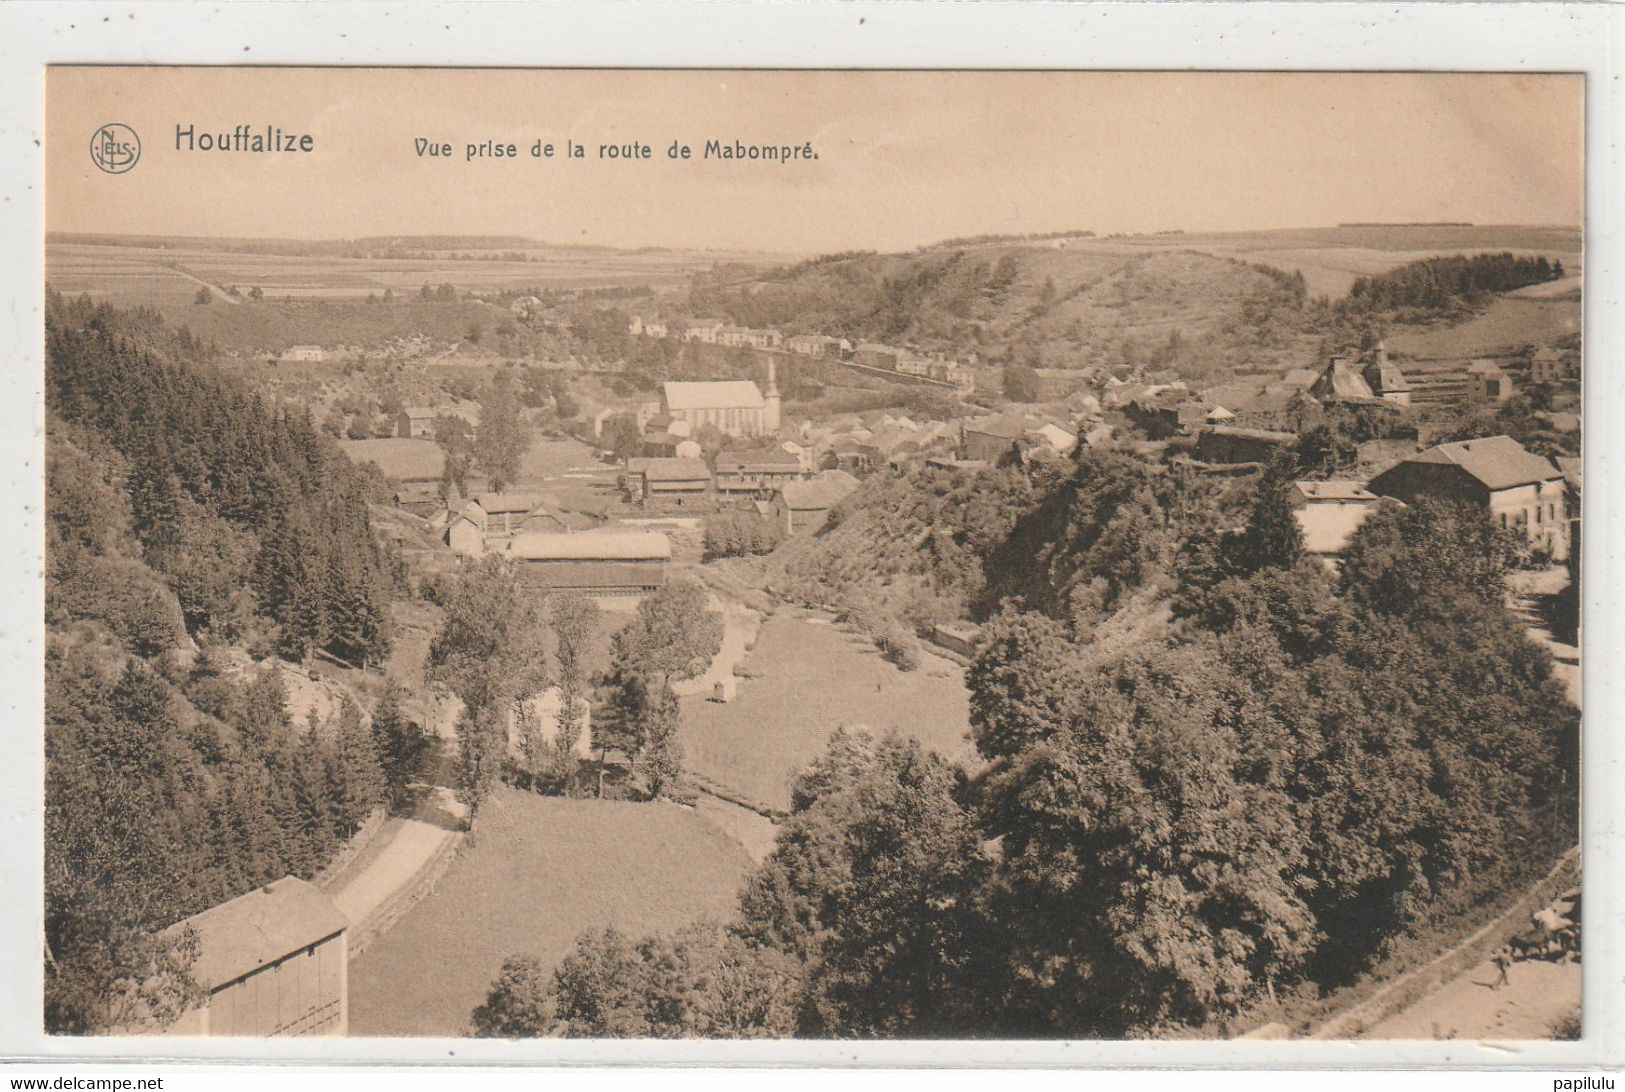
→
(34, 63, 1588, 1054)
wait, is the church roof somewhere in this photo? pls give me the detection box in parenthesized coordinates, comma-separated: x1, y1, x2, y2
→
(662, 381, 766, 411)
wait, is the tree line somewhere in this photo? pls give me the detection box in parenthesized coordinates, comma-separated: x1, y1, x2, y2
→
(1347, 252, 1565, 312)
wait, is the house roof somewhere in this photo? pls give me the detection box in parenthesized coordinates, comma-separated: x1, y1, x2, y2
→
(506, 531, 673, 561)
(778, 470, 861, 510)
(1533, 347, 1565, 363)
(339, 438, 446, 482)
(1466, 359, 1507, 375)
(662, 381, 765, 411)
(1282, 368, 1320, 389)
(1310, 360, 1376, 401)
(642, 457, 712, 483)
(1395, 435, 1560, 491)
(164, 877, 347, 992)
(1294, 503, 1378, 557)
(1293, 480, 1377, 503)
(1364, 363, 1412, 393)
(716, 449, 802, 471)
(1555, 455, 1582, 488)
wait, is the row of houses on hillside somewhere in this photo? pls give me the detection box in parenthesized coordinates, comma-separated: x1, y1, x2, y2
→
(629, 316, 976, 391)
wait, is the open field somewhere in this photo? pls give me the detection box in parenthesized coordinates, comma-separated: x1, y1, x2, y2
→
(679, 612, 976, 813)
(1027, 225, 1582, 298)
(1385, 295, 1581, 361)
(346, 788, 754, 1036)
(47, 239, 782, 301)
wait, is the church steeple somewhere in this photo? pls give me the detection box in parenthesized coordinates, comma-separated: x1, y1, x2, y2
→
(764, 357, 782, 433)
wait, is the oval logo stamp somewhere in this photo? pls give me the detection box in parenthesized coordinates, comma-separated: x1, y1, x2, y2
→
(90, 123, 140, 174)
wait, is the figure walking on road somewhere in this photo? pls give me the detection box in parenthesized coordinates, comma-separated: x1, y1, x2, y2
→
(1492, 946, 1513, 990)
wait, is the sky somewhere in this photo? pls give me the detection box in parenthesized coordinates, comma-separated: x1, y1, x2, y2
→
(47, 69, 1583, 255)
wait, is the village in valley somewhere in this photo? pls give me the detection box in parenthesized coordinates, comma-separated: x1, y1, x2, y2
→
(43, 222, 1583, 1043)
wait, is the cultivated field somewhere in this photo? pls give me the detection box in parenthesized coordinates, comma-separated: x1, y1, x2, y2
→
(679, 612, 976, 813)
(46, 239, 781, 303)
(346, 788, 754, 1036)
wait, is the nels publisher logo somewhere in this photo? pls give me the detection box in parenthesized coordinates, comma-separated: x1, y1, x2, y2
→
(90, 123, 140, 174)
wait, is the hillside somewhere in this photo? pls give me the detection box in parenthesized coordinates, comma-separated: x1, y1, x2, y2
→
(690, 245, 1317, 382)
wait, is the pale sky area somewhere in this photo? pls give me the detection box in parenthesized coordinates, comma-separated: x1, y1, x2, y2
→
(48, 69, 1583, 254)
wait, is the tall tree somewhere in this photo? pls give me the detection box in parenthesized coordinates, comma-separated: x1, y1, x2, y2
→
(474, 373, 531, 492)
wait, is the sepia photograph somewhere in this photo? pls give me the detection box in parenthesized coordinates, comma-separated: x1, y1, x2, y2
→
(37, 65, 1585, 1048)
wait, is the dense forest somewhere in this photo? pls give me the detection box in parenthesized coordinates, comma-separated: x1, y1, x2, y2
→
(1347, 252, 1565, 312)
(44, 294, 411, 1033)
(477, 449, 1579, 1038)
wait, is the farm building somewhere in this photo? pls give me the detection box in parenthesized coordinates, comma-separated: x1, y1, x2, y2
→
(504, 530, 672, 595)
(1195, 425, 1296, 465)
(397, 402, 482, 440)
(628, 457, 712, 504)
(714, 449, 808, 495)
(1467, 359, 1516, 403)
(475, 493, 559, 536)
(1368, 435, 1568, 559)
(1290, 481, 1382, 567)
(339, 438, 446, 485)
(157, 877, 348, 1037)
(661, 373, 779, 438)
(391, 481, 443, 517)
(772, 470, 861, 536)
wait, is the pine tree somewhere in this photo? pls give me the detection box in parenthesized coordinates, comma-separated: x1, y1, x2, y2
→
(333, 696, 386, 833)
(370, 682, 422, 811)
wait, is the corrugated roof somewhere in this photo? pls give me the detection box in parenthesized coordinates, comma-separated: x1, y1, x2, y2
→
(339, 438, 446, 482)
(165, 877, 347, 991)
(506, 531, 673, 561)
(1400, 435, 1560, 491)
(662, 381, 765, 411)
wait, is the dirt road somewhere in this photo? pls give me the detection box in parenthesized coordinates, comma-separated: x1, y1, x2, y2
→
(1363, 955, 1579, 1040)
(330, 816, 458, 927)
